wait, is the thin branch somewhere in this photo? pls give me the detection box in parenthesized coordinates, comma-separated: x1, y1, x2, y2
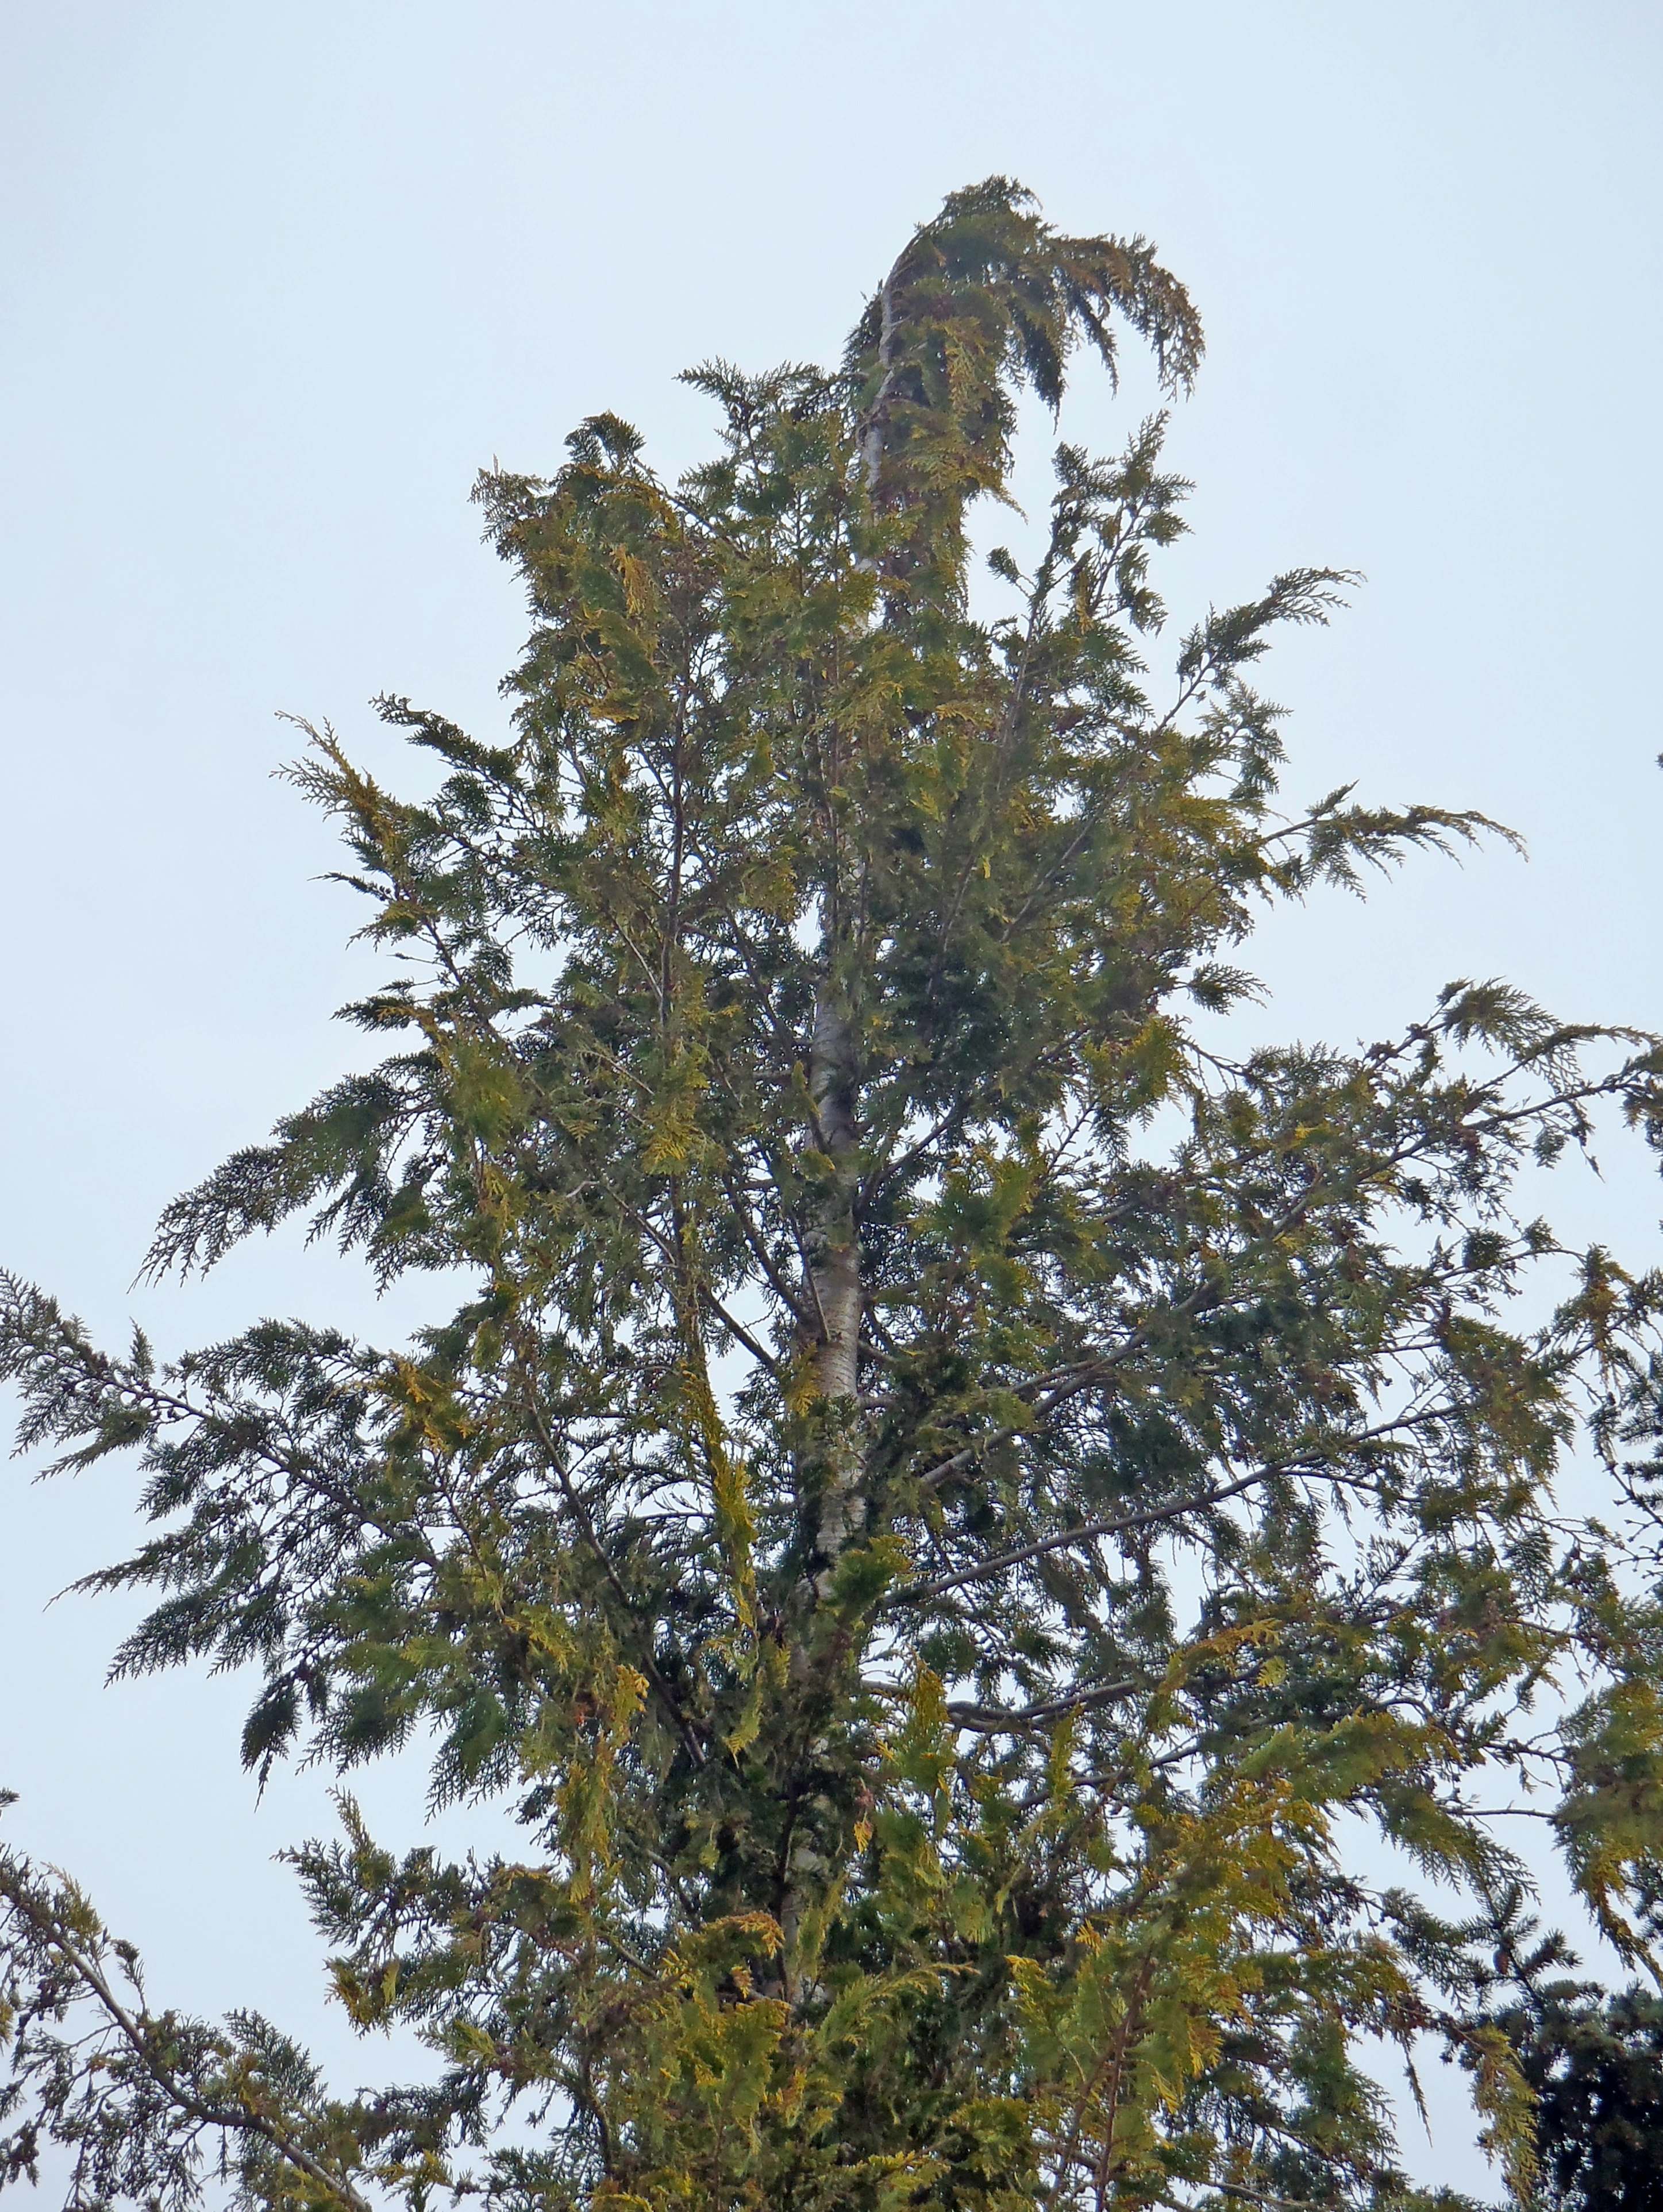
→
(718, 1170, 814, 1331)
(888, 1457, 1382, 1609)
(511, 1349, 709, 1771)
(947, 1675, 1142, 1733)
(579, 1162, 782, 1378)
(0, 1871, 374, 2212)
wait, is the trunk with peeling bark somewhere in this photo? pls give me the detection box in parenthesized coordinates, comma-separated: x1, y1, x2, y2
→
(805, 978, 863, 1560)
(807, 982, 861, 1410)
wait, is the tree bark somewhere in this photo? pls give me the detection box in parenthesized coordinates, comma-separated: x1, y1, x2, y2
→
(807, 982, 860, 1405)
(806, 978, 861, 1574)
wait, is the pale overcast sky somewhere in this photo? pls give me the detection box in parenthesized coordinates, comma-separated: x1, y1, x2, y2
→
(2, 3, 1660, 2196)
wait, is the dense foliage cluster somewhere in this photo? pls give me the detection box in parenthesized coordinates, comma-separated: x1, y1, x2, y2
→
(5, 180, 1663, 2212)
(1438, 1892, 1663, 2212)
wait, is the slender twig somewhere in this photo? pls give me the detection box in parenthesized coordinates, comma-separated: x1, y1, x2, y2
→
(947, 1675, 1142, 1733)
(0, 1874, 374, 2212)
(511, 1350, 709, 1771)
(718, 1170, 814, 1330)
(888, 1456, 1384, 1609)
(578, 1163, 780, 1378)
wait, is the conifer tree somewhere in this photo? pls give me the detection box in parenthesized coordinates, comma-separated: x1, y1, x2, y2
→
(6, 178, 1663, 2212)
(1452, 1890, 1663, 2211)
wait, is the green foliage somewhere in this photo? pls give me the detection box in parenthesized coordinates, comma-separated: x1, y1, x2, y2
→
(6, 177, 1663, 2212)
(1514, 1985, 1663, 2208)
(1430, 1889, 1663, 2210)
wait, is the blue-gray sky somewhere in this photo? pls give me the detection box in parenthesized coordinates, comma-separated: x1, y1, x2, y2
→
(2, 3, 1660, 2194)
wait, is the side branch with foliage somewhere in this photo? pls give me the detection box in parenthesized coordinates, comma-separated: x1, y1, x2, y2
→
(6, 178, 1663, 2212)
